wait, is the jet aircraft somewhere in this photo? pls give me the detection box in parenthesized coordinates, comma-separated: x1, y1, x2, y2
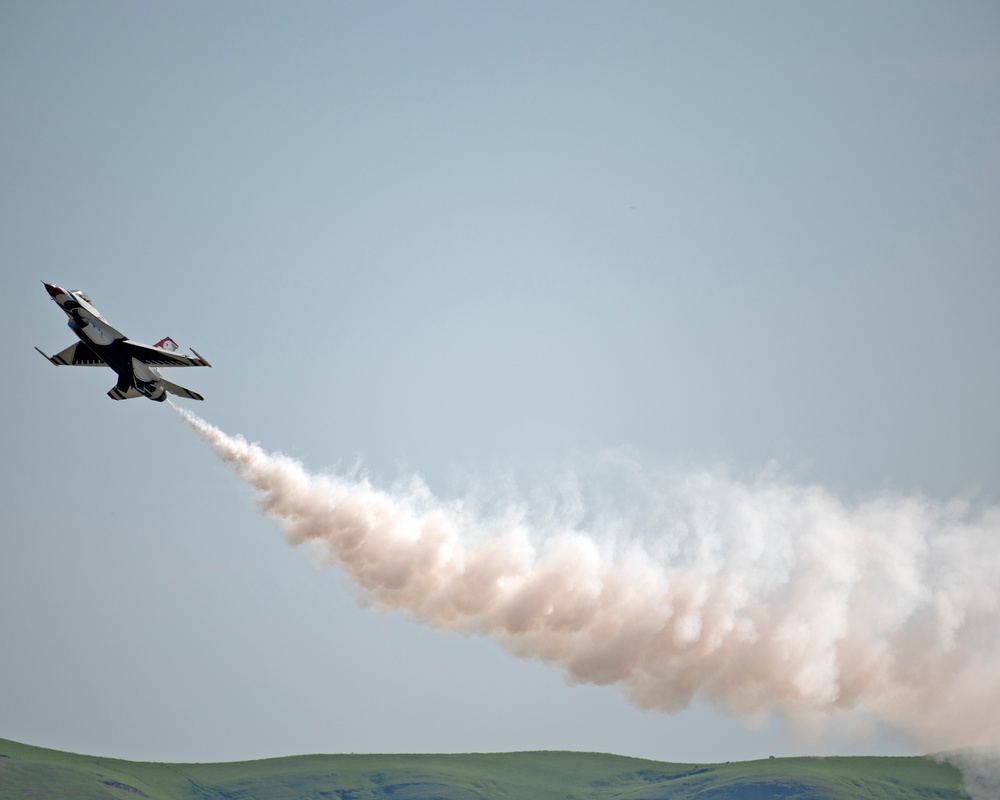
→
(36, 282, 210, 402)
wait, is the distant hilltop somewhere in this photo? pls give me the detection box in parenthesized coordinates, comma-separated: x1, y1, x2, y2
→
(0, 737, 970, 799)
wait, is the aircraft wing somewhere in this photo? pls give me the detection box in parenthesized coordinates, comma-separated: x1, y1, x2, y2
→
(35, 342, 107, 366)
(123, 340, 211, 368)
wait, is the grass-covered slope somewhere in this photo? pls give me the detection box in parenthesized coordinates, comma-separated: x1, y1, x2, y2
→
(0, 737, 968, 799)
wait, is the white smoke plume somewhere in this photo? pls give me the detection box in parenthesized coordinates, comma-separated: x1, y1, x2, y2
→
(175, 407, 1000, 756)
(941, 750, 1000, 800)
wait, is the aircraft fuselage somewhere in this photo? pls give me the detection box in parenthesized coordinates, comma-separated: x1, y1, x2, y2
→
(38, 282, 210, 402)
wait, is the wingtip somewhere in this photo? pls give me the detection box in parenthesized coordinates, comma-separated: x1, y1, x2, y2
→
(34, 346, 56, 365)
(190, 348, 211, 367)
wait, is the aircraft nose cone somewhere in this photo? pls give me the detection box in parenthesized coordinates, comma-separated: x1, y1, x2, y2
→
(43, 282, 64, 298)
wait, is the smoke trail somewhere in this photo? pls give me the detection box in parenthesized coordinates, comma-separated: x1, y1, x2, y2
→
(174, 406, 1000, 755)
(942, 750, 1000, 800)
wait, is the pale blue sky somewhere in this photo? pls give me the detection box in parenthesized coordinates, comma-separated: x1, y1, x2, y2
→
(2, 1, 998, 763)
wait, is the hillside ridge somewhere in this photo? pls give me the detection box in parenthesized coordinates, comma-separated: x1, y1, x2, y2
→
(0, 736, 969, 800)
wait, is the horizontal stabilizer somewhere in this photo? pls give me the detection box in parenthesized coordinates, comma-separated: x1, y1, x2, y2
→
(108, 384, 143, 401)
(161, 379, 204, 401)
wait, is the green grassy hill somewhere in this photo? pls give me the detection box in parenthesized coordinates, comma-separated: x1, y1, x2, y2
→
(0, 737, 968, 800)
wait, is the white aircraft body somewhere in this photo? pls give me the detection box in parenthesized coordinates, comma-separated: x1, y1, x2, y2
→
(36, 282, 210, 402)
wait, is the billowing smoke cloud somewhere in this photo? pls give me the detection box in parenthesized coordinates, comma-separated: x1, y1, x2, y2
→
(175, 407, 1000, 756)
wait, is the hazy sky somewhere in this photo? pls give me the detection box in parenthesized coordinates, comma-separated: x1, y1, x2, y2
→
(2, 1, 999, 764)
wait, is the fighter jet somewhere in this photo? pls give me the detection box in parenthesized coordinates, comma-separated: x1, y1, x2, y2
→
(36, 282, 210, 402)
